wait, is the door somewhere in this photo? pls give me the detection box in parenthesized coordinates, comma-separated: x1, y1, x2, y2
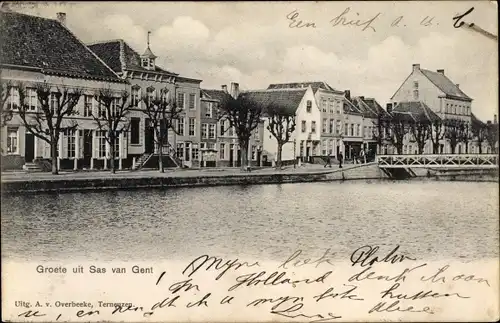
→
(257, 150, 262, 167)
(83, 130, 93, 158)
(25, 133, 35, 162)
(229, 144, 234, 167)
(236, 148, 241, 167)
(144, 119, 154, 154)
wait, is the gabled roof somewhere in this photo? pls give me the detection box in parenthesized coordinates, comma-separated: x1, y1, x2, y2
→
(267, 81, 342, 94)
(343, 97, 363, 115)
(0, 11, 124, 83)
(87, 39, 178, 76)
(471, 113, 486, 128)
(392, 101, 441, 123)
(242, 88, 307, 115)
(420, 69, 471, 101)
(201, 89, 232, 102)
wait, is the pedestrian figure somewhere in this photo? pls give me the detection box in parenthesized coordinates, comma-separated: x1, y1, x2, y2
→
(324, 152, 332, 168)
(338, 152, 343, 168)
(360, 149, 366, 164)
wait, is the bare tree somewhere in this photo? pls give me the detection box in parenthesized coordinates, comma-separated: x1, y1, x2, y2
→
(444, 119, 466, 154)
(142, 88, 183, 172)
(410, 119, 432, 154)
(429, 120, 445, 154)
(93, 88, 131, 174)
(485, 122, 499, 153)
(17, 82, 82, 174)
(461, 121, 473, 153)
(387, 112, 412, 154)
(218, 93, 263, 171)
(372, 111, 391, 154)
(471, 114, 487, 153)
(265, 104, 296, 169)
(1, 79, 13, 128)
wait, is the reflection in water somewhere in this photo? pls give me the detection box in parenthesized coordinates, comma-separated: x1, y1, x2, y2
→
(1, 181, 498, 262)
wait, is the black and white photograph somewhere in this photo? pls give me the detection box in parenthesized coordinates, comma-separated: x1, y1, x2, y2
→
(1, 1, 498, 322)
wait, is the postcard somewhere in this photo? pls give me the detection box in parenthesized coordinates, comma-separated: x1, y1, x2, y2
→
(1, 1, 498, 322)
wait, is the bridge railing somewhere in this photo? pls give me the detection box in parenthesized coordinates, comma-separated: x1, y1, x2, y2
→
(376, 154, 499, 168)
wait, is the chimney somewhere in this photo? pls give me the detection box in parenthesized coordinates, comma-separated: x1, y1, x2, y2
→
(359, 96, 365, 100)
(344, 90, 351, 101)
(230, 82, 239, 99)
(221, 85, 228, 93)
(494, 114, 498, 124)
(386, 103, 393, 113)
(56, 12, 66, 26)
(456, 84, 459, 88)
(412, 64, 420, 72)
(437, 69, 445, 75)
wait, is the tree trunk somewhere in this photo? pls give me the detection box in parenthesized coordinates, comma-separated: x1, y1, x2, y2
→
(158, 141, 164, 173)
(478, 143, 483, 154)
(110, 137, 116, 174)
(276, 142, 283, 169)
(50, 138, 59, 175)
(450, 141, 457, 154)
(432, 142, 439, 154)
(396, 142, 403, 155)
(418, 143, 425, 155)
(239, 139, 249, 171)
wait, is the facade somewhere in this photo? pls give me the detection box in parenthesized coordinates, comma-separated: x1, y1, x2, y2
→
(267, 82, 343, 160)
(351, 96, 388, 155)
(200, 83, 265, 167)
(1, 11, 127, 171)
(244, 86, 319, 165)
(390, 63, 475, 154)
(87, 39, 203, 168)
(342, 96, 364, 159)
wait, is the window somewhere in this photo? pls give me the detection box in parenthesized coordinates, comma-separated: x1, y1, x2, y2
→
(192, 144, 199, 160)
(185, 142, 191, 161)
(300, 141, 304, 157)
(336, 100, 341, 114)
(227, 120, 234, 136)
(219, 143, 225, 160)
(114, 136, 120, 158)
(97, 130, 107, 158)
(201, 123, 208, 139)
(413, 90, 419, 100)
(189, 93, 196, 110)
(251, 146, 256, 160)
(66, 129, 76, 158)
(350, 124, 354, 136)
(328, 139, 334, 155)
(131, 86, 140, 107)
(254, 126, 259, 139)
(177, 142, 184, 159)
(208, 142, 215, 150)
(356, 124, 360, 137)
(413, 81, 419, 88)
(322, 99, 327, 112)
(84, 95, 93, 117)
(177, 117, 185, 136)
(141, 58, 149, 68)
(336, 120, 341, 134)
(311, 121, 316, 133)
(301, 120, 306, 132)
(209, 124, 216, 139)
(27, 88, 37, 111)
(220, 121, 225, 136)
(188, 117, 196, 136)
(130, 117, 140, 144)
(110, 97, 120, 117)
(329, 119, 334, 133)
(205, 102, 213, 118)
(344, 123, 348, 135)
(98, 101, 106, 118)
(177, 92, 185, 109)
(306, 100, 312, 113)
(322, 140, 327, 155)
(7, 87, 19, 110)
(6, 127, 18, 154)
(329, 100, 334, 114)
(322, 118, 327, 133)
(160, 89, 169, 103)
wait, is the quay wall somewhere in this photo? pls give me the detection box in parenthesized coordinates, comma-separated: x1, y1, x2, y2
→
(1, 165, 497, 194)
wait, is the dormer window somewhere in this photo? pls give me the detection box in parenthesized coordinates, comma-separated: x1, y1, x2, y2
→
(141, 58, 149, 68)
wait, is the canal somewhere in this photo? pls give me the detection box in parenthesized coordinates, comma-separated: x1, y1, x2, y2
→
(1, 180, 498, 262)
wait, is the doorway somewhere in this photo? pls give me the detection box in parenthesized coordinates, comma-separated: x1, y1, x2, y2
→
(24, 133, 35, 162)
(144, 119, 154, 154)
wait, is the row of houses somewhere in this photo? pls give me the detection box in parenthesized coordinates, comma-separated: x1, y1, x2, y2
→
(0, 10, 497, 171)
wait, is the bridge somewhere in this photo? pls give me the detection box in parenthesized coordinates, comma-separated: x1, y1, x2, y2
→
(376, 154, 499, 169)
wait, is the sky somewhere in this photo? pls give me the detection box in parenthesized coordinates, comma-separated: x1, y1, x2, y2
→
(3, 1, 498, 121)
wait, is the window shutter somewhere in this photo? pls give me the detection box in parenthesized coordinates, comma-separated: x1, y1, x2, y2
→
(121, 133, 128, 158)
(93, 131, 99, 158)
(78, 130, 84, 158)
(61, 132, 69, 159)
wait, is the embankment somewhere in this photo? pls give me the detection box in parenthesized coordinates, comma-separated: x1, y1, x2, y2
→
(1, 164, 497, 194)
